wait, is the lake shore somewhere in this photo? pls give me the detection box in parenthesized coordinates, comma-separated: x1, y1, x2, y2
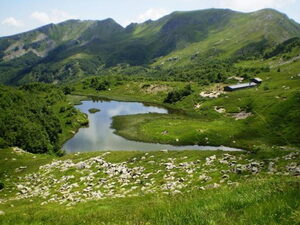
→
(63, 99, 242, 152)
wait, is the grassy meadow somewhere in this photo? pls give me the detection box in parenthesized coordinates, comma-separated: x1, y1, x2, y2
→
(0, 147, 299, 225)
(70, 56, 300, 150)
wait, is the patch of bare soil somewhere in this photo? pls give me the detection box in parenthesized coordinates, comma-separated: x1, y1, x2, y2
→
(200, 84, 225, 98)
(141, 84, 171, 94)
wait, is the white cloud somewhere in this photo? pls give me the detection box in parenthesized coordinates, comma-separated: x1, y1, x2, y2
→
(121, 8, 170, 27)
(30, 9, 74, 24)
(137, 8, 170, 22)
(31, 12, 50, 23)
(218, 0, 296, 12)
(1, 17, 23, 27)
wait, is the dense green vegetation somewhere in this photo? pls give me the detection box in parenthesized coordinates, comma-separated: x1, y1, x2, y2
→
(88, 108, 101, 113)
(264, 37, 300, 59)
(0, 84, 88, 154)
(164, 84, 193, 103)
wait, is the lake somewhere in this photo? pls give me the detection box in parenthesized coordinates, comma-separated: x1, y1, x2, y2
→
(63, 100, 242, 152)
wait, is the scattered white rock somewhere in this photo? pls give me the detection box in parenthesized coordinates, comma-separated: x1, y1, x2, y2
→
(12, 147, 27, 154)
(228, 76, 244, 82)
(76, 162, 87, 170)
(3, 150, 298, 206)
(194, 103, 202, 109)
(199, 174, 211, 182)
(230, 111, 252, 120)
(200, 91, 223, 98)
(214, 106, 226, 113)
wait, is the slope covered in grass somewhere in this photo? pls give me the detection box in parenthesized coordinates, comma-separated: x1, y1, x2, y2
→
(0, 147, 299, 225)
(0, 8, 299, 84)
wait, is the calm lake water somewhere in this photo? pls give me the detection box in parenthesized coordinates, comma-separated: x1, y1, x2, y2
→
(63, 100, 241, 152)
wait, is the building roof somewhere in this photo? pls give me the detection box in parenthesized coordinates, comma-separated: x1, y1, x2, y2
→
(227, 82, 257, 89)
(252, 77, 263, 82)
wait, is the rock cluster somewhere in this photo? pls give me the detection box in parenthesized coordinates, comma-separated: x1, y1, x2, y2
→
(12, 147, 28, 155)
(200, 91, 223, 98)
(1, 151, 298, 206)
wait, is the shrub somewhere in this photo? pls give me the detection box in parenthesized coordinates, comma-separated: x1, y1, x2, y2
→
(164, 85, 193, 104)
(263, 85, 270, 91)
(0, 182, 4, 190)
(60, 106, 67, 113)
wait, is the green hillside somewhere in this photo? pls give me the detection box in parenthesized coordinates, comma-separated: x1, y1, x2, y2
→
(0, 8, 299, 85)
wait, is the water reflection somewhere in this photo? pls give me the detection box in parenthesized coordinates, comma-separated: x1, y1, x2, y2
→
(63, 100, 241, 152)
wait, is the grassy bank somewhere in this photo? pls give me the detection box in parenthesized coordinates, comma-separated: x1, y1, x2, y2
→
(0, 147, 299, 225)
(55, 94, 90, 148)
(112, 113, 245, 147)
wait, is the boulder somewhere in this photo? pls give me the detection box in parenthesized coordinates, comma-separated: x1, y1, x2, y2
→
(199, 174, 211, 182)
(222, 174, 229, 179)
(76, 162, 87, 169)
(206, 183, 220, 189)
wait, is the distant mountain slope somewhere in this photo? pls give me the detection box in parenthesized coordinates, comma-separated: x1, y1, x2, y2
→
(153, 9, 300, 68)
(0, 8, 300, 85)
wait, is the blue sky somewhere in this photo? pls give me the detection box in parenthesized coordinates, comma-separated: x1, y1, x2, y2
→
(1, 0, 300, 37)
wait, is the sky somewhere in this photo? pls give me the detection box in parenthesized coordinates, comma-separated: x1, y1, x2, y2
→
(1, 0, 300, 37)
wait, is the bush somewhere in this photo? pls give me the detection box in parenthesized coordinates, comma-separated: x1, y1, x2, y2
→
(89, 78, 111, 91)
(0, 182, 4, 190)
(0, 137, 8, 148)
(62, 86, 73, 95)
(263, 85, 270, 91)
(164, 85, 193, 104)
(60, 106, 67, 113)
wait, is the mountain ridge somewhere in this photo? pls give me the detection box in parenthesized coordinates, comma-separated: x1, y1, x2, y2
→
(0, 8, 300, 85)
(1, 8, 297, 39)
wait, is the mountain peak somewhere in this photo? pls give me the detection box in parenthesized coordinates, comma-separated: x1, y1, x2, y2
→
(1, 8, 300, 84)
(101, 18, 118, 24)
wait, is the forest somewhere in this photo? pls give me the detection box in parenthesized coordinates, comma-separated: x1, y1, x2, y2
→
(0, 83, 87, 155)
